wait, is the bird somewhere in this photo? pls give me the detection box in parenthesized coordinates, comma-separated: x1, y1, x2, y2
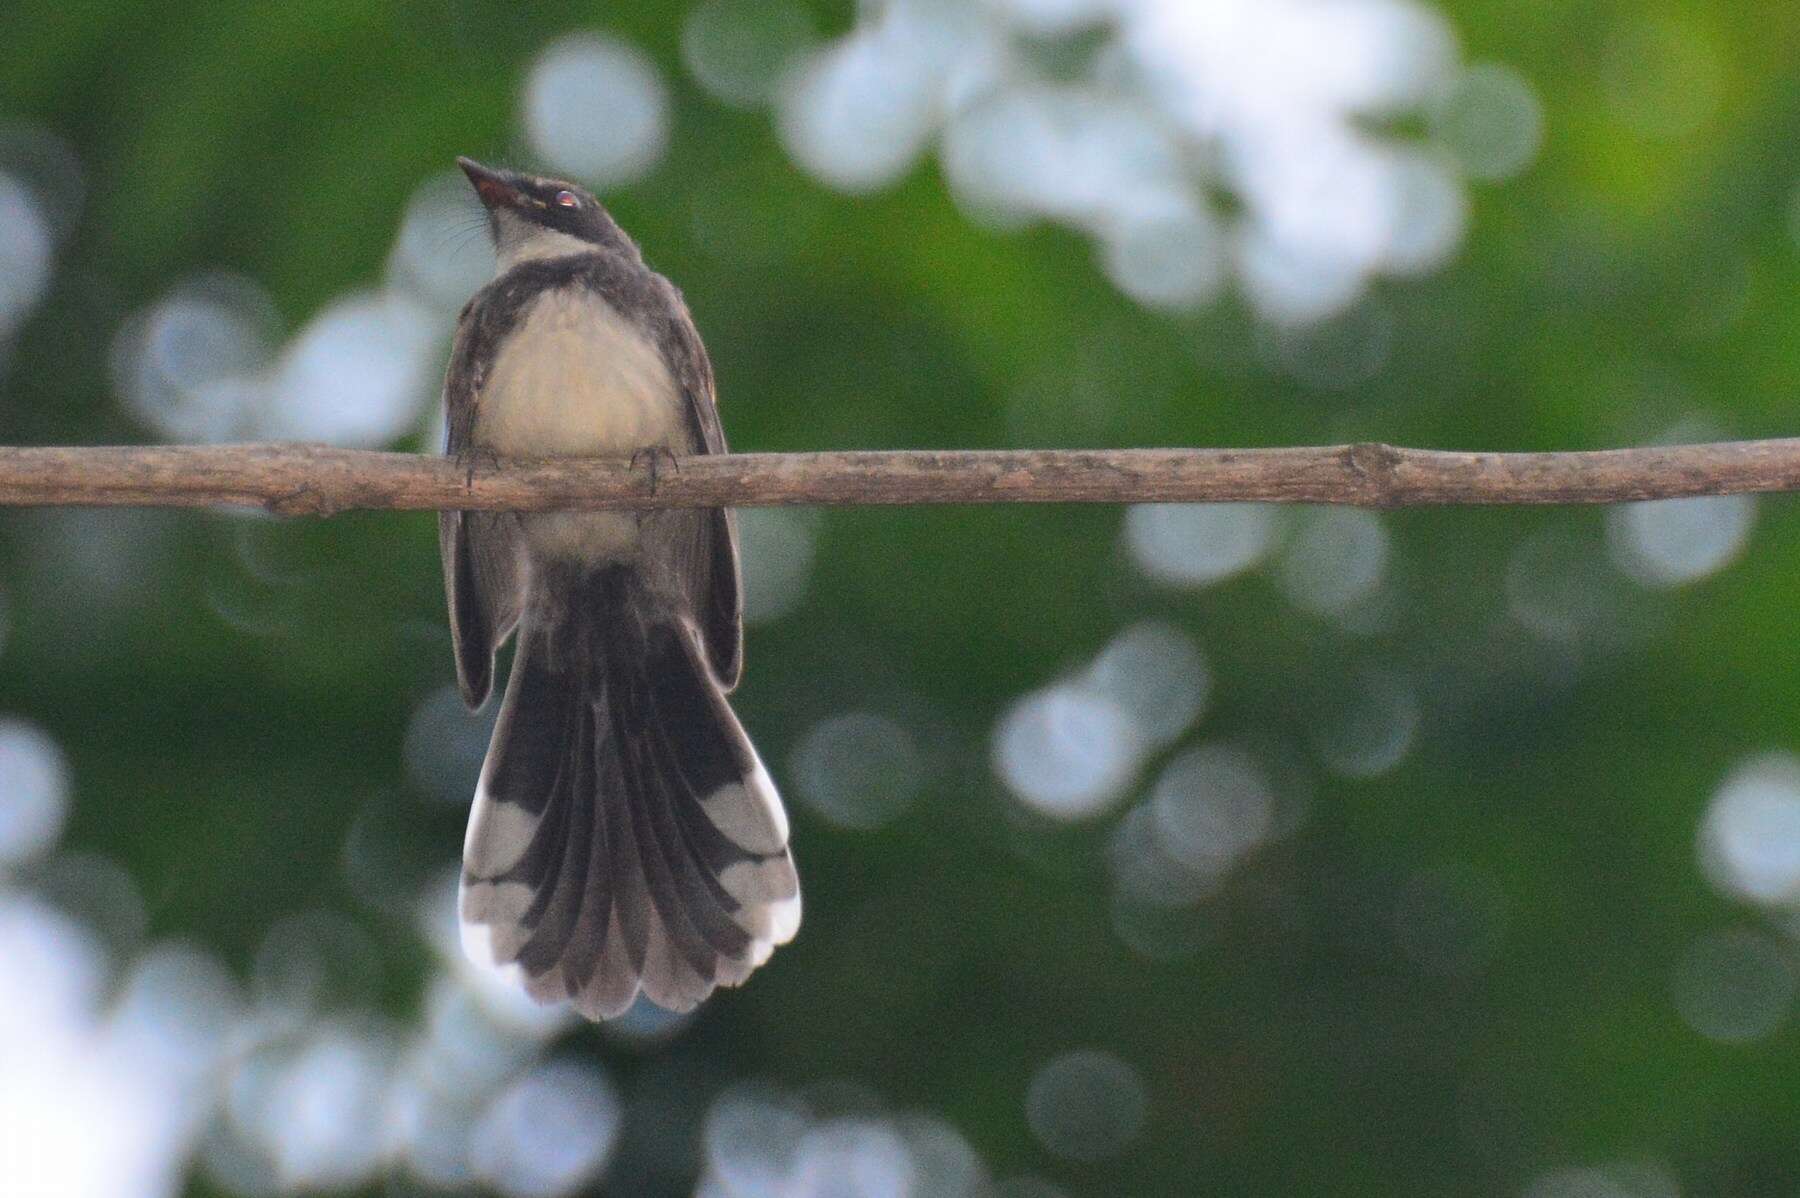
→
(439, 156, 799, 1019)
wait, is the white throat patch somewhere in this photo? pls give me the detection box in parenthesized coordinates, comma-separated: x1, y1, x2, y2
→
(494, 211, 595, 272)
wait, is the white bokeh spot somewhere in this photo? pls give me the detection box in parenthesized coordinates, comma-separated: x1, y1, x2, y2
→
(524, 34, 671, 186)
(1608, 494, 1755, 588)
(0, 718, 71, 868)
(1124, 504, 1277, 588)
(994, 684, 1143, 820)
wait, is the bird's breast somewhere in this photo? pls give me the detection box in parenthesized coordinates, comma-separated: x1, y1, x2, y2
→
(472, 287, 688, 561)
(474, 288, 685, 460)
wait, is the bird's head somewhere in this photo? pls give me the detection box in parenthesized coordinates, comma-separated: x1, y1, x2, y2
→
(457, 156, 635, 268)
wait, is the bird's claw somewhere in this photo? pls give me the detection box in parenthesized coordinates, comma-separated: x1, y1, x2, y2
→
(629, 446, 680, 494)
(456, 447, 501, 490)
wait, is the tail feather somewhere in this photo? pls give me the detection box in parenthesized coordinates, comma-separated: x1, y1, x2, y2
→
(635, 734, 756, 967)
(459, 577, 799, 1019)
(617, 701, 721, 986)
(555, 720, 632, 1015)
(512, 711, 594, 979)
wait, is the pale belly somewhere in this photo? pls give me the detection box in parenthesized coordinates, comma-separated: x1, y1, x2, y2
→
(473, 288, 687, 560)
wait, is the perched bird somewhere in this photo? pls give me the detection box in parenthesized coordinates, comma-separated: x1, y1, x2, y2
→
(440, 157, 799, 1018)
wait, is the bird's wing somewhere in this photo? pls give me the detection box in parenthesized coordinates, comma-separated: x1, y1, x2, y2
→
(440, 285, 532, 708)
(654, 276, 744, 690)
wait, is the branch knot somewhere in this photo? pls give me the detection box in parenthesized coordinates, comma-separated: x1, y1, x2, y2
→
(1345, 442, 1403, 507)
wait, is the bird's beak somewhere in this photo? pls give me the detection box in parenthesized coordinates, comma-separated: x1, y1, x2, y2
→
(458, 157, 522, 210)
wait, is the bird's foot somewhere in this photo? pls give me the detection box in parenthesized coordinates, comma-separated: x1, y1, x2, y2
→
(456, 447, 502, 490)
(629, 445, 680, 494)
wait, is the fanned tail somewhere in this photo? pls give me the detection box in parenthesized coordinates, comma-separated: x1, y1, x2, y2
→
(458, 569, 799, 1018)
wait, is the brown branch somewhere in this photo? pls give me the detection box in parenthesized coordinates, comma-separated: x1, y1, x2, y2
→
(0, 440, 1798, 515)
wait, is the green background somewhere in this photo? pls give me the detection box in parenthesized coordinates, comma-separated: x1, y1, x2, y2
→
(3, 1, 1800, 1195)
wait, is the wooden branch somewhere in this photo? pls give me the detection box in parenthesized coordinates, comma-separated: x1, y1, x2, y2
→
(0, 440, 1798, 516)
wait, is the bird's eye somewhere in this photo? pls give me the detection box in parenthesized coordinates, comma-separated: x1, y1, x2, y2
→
(554, 190, 580, 208)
